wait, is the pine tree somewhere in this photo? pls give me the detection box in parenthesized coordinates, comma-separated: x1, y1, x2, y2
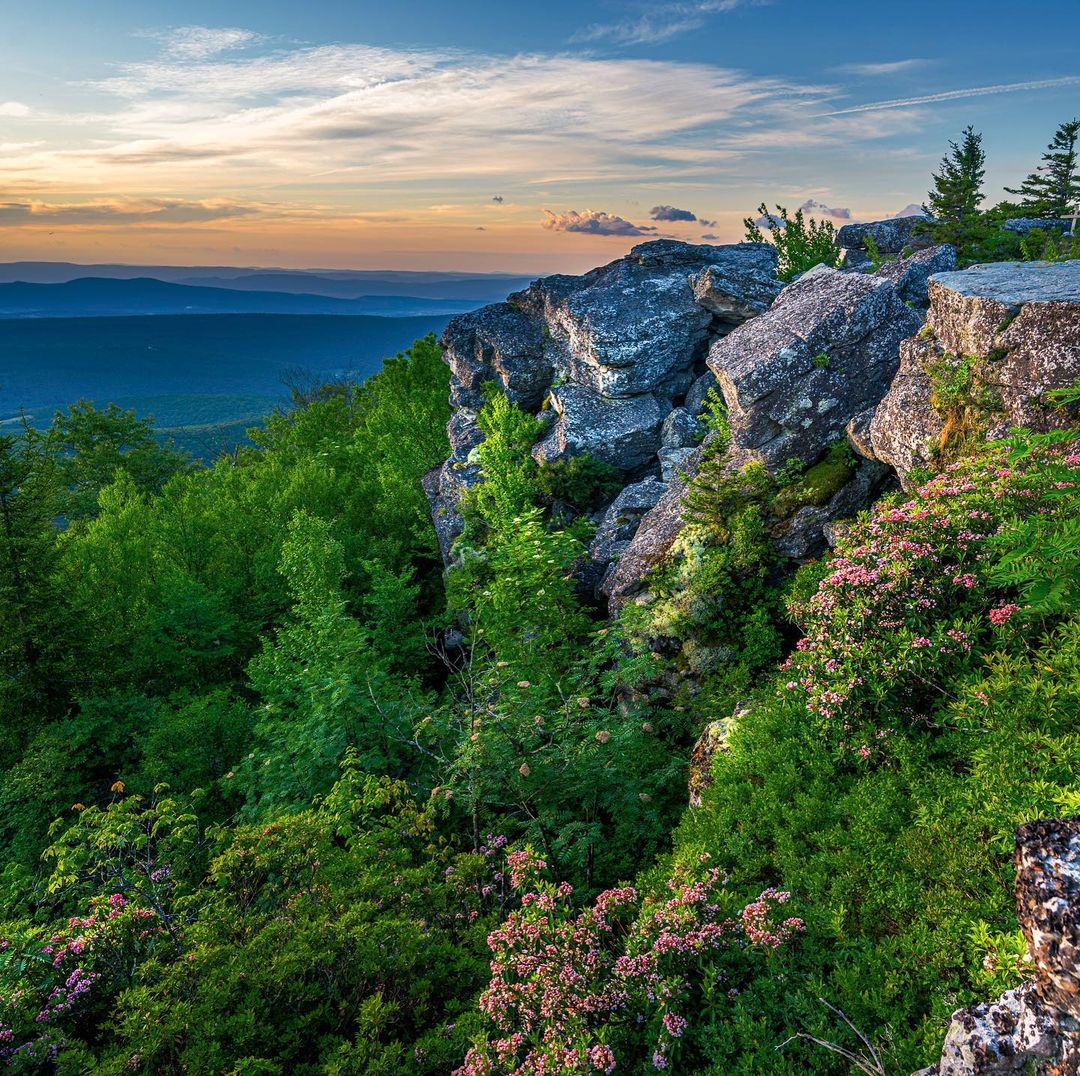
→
(925, 126, 987, 257)
(1005, 118, 1080, 218)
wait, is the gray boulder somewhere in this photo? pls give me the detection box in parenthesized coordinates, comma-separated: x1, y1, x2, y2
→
(532, 384, 670, 473)
(874, 244, 958, 307)
(708, 266, 922, 468)
(684, 370, 719, 417)
(837, 215, 933, 254)
(690, 249, 782, 324)
(587, 478, 668, 594)
(441, 302, 550, 409)
(1003, 217, 1073, 235)
(513, 240, 771, 399)
(870, 261, 1080, 487)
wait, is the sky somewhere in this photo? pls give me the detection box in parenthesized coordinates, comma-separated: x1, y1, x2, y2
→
(0, 0, 1077, 272)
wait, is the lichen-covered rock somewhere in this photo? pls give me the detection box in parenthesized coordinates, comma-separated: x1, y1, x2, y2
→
(874, 244, 958, 307)
(1003, 218, 1073, 235)
(918, 819, 1080, 1076)
(837, 215, 932, 254)
(687, 711, 744, 807)
(870, 262, 1080, 487)
(708, 266, 922, 468)
(513, 240, 771, 399)
(441, 302, 549, 409)
(839, 247, 874, 271)
(661, 407, 699, 450)
(532, 384, 670, 473)
(685, 370, 719, 417)
(690, 250, 781, 324)
(587, 478, 667, 594)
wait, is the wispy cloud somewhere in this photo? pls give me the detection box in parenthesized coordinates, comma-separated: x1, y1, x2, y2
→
(0, 198, 266, 226)
(157, 26, 264, 60)
(824, 75, 1080, 115)
(542, 209, 655, 236)
(571, 1, 764, 46)
(832, 59, 929, 77)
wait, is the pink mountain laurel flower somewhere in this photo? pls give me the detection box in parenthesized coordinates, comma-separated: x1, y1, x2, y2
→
(989, 602, 1020, 626)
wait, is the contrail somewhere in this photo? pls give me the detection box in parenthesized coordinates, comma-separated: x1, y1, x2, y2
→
(822, 75, 1080, 115)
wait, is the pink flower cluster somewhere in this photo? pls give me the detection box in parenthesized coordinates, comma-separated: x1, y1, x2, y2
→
(782, 446, 1073, 748)
(455, 852, 802, 1074)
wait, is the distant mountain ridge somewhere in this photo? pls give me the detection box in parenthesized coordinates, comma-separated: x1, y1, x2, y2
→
(0, 262, 536, 302)
(0, 277, 487, 319)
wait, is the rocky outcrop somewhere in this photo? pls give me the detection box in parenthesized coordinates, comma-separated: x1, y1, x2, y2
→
(874, 244, 958, 308)
(837, 214, 933, 255)
(918, 819, 1080, 1075)
(1003, 218, 1074, 236)
(687, 708, 745, 807)
(586, 478, 667, 595)
(427, 240, 782, 573)
(869, 261, 1080, 487)
(708, 265, 922, 468)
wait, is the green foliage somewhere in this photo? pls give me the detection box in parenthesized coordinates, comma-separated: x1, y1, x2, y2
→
(1020, 225, 1080, 262)
(863, 234, 894, 271)
(535, 454, 622, 511)
(925, 125, 987, 257)
(743, 203, 840, 281)
(811, 351, 831, 369)
(1004, 117, 1080, 219)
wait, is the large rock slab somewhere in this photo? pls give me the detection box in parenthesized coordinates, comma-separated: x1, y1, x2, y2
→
(870, 261, 1080, 487)
(586, 477, 668, 594)
(837, 215, 933, 254)
(874, 244, 958, 308)
(708, 266, 922, 468)
(1003, 218, 1073, 236)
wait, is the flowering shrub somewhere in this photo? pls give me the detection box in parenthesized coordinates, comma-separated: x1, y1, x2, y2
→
(0, 892, 164, 1068)
(783, 443, 1078, 752)
(456, 848, 802, 1074)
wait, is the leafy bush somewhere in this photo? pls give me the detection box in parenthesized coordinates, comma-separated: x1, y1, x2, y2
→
(743, 204, 840, 281)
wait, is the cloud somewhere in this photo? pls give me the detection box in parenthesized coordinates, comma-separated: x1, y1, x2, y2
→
(492, 195, 504, 203)
(571, 1, 763, 46)
(542, 209, 655, 237)
(754, 212, 785, 229)
(0, 101, 30, 117)
(0, 198, 264, 226)
(700, 233, 719, 240)
(892, 203, 928, 218)
(650, 204, 697, 222)
(832, 59, 928, 77)
(158, 26, 263, 60)
(823, 74, 1080, 116)
(799, 198, 852, 220)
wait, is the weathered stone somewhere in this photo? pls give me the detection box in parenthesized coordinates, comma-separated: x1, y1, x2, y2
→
(688, 710, 744, 807)
(846, 406, 877, 459)
(660, 446, 696, 481)
(684, 370, 719, 417)
(919, 820, 1080, 1076)
(874, 244, 958, 307)
(836, 214, 933, 254)
(871, 262, 1080, 487)
(441, 302, 550, 409)
(661, 407, 699, 450)
(512, 241, 765, 399)
(708, 266, 922, 468)
(532, 383, 670, 473)
(771, 459, 891, 561)
(928, 262, 1080, 356)
(690, 247, 781, 323)
(587, 478, 668, 594)
(868, 335, 943, 484)
(839, 247, 874, 271)
(602, 444, 705, 612)
(1003, 218, 1073, 235)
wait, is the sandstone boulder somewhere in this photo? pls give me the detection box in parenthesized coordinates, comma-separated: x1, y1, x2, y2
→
(708, 266, 922, 468)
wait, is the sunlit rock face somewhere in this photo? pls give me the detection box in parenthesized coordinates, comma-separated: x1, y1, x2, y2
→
(918, 819, 1080, 1076)
(868, 261, 1080, 489)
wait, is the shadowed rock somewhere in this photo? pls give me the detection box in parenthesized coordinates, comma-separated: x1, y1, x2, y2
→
(837, 215, 933, 254)
(874, 244, 958, 308)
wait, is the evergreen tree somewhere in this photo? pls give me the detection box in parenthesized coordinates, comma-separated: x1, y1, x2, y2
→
(1005, 118, 1080, 218)
(926, 126, 986, 251)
